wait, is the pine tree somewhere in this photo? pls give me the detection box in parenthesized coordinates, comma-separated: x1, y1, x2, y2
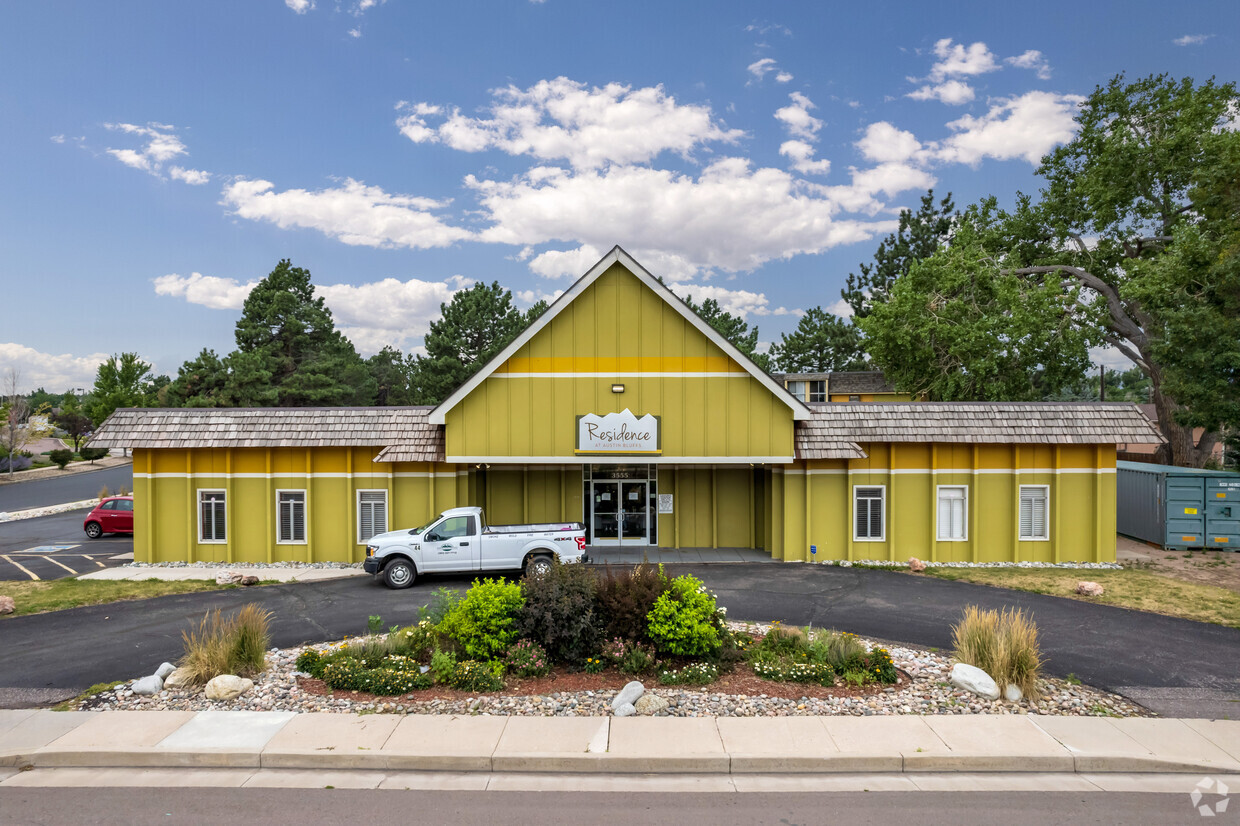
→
(769, 307, 868, 373)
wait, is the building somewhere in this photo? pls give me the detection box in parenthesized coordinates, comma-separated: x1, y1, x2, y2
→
(778, 371, 911, 403)
(90, 247, 1162, 566)
(1115, 404, 1225, 466)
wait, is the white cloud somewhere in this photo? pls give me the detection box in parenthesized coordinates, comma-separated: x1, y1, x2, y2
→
(907, 80, 975, 105)
(927, 38, 1000, 81)
(935, 91, 1083, 166)
(668, 283, 800, 319)
(0, 343, 110, 392)
(221, 177, 474, 249)
(50, 134, 65, 144)
(1089, 345, 1136, 371)
(397, 78, 744, 170)
(774, 92, 822, 140)
(527, 244, 604, 279)
(827, 298, 853, 318)
(515, 288, 564, 306)
(103, 122, 207, 184)
(348, 27, 361, 38)
(775, 72, 793, 84)
(747, 58, 778, 82)
(285, 0, 314, 12)
(351, 0, 383, 15)
(1173, 34, 1213, 46)
(855, 122, 922, 164)
(1005, 49, 1052, 80)
(779, 140, 830, 175)
(153, 271, 469, 355)
(745, 22, 792, 37)
(152, 272, 258, 309)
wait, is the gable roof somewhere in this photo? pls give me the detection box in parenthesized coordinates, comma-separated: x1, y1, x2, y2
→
(827, 371, 897, 395)
(428, 246, 812, 424)
(89, 407, 445, 461)
(794, 402, 1164, 459)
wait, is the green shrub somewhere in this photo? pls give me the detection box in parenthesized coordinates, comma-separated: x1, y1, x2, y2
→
(178, 604, 271, 684)
(864, 646, 898, 684)
(48, 448, 73, 469)
(295, 649, 326, 678)
(952, 605, 1043, 700)
(320, 655, 431, 695)
(751, 658, 835, 686)
(657, 662, 719, 686)
(450, 660, 504, 692)
(646, 575, 721, 657)
(517, 559, 600, 663)
(423, 586, 462, 625)
(392, 621, 436, 661)
(841, 670, 872, 687)
(594, 563, 670, 642)
(439, 578, 525, 661)
(813, 630, 867, 674)
(80, 447, 108, 462)
(753, 625, 808, 659)
(504, 639, 551, 678)
(619, 642, 657, 675)
(430, 649, 457, 684)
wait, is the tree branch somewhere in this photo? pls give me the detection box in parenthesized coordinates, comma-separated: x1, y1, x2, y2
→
(1007, 265, 1147, 348)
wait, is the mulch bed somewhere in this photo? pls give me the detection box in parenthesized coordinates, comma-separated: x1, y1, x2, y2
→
(295, 664, 911, 704)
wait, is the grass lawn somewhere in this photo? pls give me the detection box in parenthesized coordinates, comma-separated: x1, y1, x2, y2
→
(0, 579, 266, 617)
(922, 567, 1240, 629)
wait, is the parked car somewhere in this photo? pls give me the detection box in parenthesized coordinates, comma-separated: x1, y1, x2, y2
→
(363, 506, 588, 589)
(84, 495, 134, 538)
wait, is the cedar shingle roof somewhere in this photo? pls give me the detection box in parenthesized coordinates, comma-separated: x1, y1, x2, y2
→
(89, 407, 444, 461)
(826, 371, 897, 395)
(795, 402, 1164, 459)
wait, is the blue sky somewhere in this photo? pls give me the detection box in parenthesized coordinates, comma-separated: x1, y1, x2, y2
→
(2, 0, 1236, 392)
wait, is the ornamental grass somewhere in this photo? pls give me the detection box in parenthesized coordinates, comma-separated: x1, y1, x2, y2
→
(951, 605, 1044, 700)
(179, 603, 272, 685)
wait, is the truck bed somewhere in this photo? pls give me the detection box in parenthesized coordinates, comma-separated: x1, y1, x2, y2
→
(485, 521, 584, 535)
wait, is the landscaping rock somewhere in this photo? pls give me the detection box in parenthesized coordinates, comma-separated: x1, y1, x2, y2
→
(163, 667, 195, 690)
(204, 675, 253, 701)
(240, 575, 259, 586)
(1004, 684, 1024, 703)
(611, 680, 645, 710)
(908, 557, 926, 573)
(634, 694, 670, 715)
(1076, 581, 1105, 596)
(949, 663, 1000, 701)
(613, 702, 636, 717)
(215, 571, 242, 585)
(0, 595, 14, 615)
(154, 662, 177, 680)
(132, 675, 163, 695)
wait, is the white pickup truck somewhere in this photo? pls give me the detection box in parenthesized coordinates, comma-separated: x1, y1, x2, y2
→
(362, 506, 588, 589)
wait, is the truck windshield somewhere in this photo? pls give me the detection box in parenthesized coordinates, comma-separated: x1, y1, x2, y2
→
(408, 517, 441, 536)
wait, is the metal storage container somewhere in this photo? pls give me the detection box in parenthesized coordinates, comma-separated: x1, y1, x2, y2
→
(1117, 461, 1240, 550)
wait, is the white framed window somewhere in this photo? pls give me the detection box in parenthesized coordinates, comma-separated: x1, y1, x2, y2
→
(853, 485, 885, 541)
(1019, 485, 1050, 541)
(198, 489, 227, 544)
(357, 490, 388, 544)
(277, 489, 307, 544)
(787, 380, 807, 401)
(937, 486, 968, 541)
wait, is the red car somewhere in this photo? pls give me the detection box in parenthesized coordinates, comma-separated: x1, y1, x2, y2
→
(84, 495, 134, 538)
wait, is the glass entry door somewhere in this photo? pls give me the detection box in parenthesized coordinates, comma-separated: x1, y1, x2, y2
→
(589, 480, 650, 545)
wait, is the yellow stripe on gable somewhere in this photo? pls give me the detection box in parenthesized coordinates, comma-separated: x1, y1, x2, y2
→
(493, 355, 741, 373)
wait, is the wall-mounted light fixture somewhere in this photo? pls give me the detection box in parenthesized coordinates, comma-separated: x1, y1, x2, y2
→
(611, 383, 625, 394)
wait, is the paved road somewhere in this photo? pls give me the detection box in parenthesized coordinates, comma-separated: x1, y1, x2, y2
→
(2, 564, 1238, 716)
(0, 788, 1211, 825)
(0, 511, 132, 580)
(0, 464, 132, 512)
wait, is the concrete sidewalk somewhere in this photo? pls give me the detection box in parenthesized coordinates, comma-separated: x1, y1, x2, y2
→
(4, 710, 1240, 781)
(76, 566, 368, 583)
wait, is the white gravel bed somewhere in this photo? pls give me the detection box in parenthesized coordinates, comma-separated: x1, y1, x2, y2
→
(124, 560, 363, 570)
(823, 559, 1123, 570)
(80, 620, 1150, 718)
(0, 498, 97, 522)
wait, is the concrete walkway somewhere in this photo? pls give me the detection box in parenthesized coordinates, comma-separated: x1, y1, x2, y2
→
(589, 547, 775, 565)
(2, 711, 1240, 791)
(76, 566, 368, 583)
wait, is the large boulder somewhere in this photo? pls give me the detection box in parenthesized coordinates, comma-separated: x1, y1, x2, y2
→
(132, 675, 164, 695)
(1076, 581, 1105, 597)
(908, 557, 926, 573)
(0, 595, 14, 615)
(163, 667, 196, 690)
(240, 575, 259, 586)
(215, 571, 243, 585)
(154, 662, 177, 680)
(204, 674, 254, 701)
(949, 662, 1000, 701)
(634, 694, 670, 715)
(611, 680, 645, 710)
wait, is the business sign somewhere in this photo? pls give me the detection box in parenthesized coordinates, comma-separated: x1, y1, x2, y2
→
(576, 409, 660, 454)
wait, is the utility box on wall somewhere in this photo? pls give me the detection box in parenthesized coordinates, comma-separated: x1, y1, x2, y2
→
(1117, 461, 1240, 550)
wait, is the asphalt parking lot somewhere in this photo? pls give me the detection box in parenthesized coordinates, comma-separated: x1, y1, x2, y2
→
(0, 511, 133, 581)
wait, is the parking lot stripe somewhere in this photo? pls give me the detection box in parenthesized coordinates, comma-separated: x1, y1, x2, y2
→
(44, 556, 77, 575)
(1, 555, 40, 580)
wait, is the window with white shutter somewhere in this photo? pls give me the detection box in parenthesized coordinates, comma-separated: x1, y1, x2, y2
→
(937, 486, 967, 541)
(357, 490, 388, 544)
(1019, 485, 1049, 540)
(199, 490, 226, 543)
(277, 490, 306, 543)
(853, 486, 885, 541)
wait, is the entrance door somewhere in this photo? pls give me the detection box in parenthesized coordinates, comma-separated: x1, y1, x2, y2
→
(590, 480, 649, 545)
(620, 481, 648, 545)
(592, 482, 620, 543)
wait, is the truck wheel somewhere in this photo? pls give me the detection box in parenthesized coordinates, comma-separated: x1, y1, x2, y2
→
(525, 554, 554, 578)
(85, 522, 103, 539)
(383, 559, 416, 589)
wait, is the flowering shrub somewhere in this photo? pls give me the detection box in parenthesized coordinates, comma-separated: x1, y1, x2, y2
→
(657, 662, 719, 686)
(583, 656, 606, 674)
(751, 659, 835, 686)
(440, 578, 525, 661)
(516, 559, 600, 664)
(646, 575, 721, 657)
(295, 649, 325, 677)
(864, 646, 898, 684)
(320, 655, 432, 695)
(450, 660, 504, 692)
(602, 637, 629, 666)
(504, 639, 551, 678)
(619, 642, 658, 675)
(393, 620, 436, 661)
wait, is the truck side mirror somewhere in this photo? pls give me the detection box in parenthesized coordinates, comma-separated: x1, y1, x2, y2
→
(425, 531, 439, 542)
